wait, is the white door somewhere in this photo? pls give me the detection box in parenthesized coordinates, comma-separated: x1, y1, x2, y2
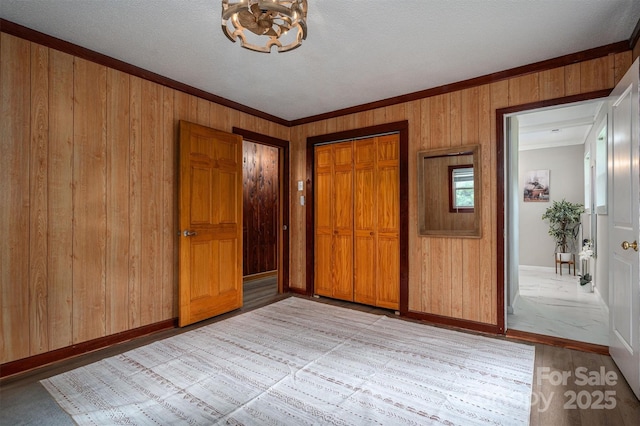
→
(609, 58, 640, 399)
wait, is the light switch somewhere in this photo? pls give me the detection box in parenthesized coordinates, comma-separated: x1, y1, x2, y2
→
(300, 195, 305, 206)
(297, 180, 304, 191)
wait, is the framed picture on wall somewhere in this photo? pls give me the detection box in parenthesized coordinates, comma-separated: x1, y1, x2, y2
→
(523, 169, 549, 202)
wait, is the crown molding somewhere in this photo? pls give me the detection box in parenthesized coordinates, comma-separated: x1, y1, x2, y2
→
(0, 19, 290, 127)
(1, 19, 631, 128)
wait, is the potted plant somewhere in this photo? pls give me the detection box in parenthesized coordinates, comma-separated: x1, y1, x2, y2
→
(578, 239, 594, 292)
(542, 199, 585, 261)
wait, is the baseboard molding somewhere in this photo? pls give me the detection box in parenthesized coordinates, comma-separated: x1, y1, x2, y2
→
(518, 265, 556, 272)
(404, 310, 502, 334)
(288, 286, 310, 296)
(0, 318, 177, 379)
(506, 329, 609, 355)
(594, 285, 610, 317)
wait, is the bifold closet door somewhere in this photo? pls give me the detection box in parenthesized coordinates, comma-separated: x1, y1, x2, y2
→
(354, 135, 400, 310)
(314, 142, 354, 301)
(314, 135, 399, 309)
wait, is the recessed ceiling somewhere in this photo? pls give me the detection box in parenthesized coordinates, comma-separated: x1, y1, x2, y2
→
(1, 1, 639, 122)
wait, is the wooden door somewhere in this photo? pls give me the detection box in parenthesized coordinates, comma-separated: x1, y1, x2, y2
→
(354, 138, 377, 305)
(375, 135, 400, 309)
(333, 142, 355, 300)
(314, 145, 334, 297)
(609, 58, 640, 399)
(179, 121, 243, 327)
(316, 136, 399, 308)
(314, 142, 354, 301)
(353, 135, 400, 309)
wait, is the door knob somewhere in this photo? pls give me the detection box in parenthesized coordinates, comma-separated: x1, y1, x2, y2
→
(183, 230, 197, 237)
(621, 240, 638, 251)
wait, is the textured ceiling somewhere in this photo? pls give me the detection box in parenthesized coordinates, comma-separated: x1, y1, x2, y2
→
(1, 0, 639, 122)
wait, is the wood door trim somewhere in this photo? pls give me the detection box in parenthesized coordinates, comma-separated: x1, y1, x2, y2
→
(305, 121, 409, 314)
(496, 89, 612, 334)
(232, 127, 290, 293)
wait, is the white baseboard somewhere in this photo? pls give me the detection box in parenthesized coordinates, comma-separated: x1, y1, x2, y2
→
(594, 285, 609, 316)
(518, 265, 555, 272)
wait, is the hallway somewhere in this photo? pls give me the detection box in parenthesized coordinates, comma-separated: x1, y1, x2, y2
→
(508, 266, 609, 346)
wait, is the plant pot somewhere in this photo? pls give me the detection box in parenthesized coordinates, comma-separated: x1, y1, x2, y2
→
(558, 252, 572, 262)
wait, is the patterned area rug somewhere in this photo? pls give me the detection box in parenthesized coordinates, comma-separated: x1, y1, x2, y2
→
(42, 297, 535, 425)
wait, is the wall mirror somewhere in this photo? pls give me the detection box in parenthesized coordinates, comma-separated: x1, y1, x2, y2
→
(417, 144, 481, 237)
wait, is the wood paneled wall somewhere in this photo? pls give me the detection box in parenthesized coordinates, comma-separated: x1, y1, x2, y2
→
(288, 51, 633, 327)
(1, 27, 634, 365)
(0, 33, 289, 364)
(242, 141, 279, 275)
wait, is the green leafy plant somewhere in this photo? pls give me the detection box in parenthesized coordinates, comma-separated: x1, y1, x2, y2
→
(541, 199, 585, 253)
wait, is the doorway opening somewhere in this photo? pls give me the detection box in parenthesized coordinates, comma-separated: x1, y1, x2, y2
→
(499, 94, 610, 347)
(233, 128, 290, 307)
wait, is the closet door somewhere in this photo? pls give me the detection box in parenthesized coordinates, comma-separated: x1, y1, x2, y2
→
(314, 145, 333, 297)
(375, 135, 400, 309)
(315, 136, 398, 308)
(354, 135, 400, 309)
(354, 138, 377, 305)
(314, 142, 354, 301)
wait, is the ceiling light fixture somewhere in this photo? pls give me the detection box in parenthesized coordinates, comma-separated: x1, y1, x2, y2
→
(221, 0, 308, 53)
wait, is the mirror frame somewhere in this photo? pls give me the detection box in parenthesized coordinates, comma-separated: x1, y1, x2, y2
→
(417, 144, 482, 238)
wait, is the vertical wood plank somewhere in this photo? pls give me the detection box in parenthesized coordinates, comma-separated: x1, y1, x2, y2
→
(539, 68, 565, 100)
(475, 83, 492, 323)
(162, 86, 177, 318)
(429, 94, 450, 148)
(430, 239, 452, 316)
(1, 33, 31, 363)
(450, 238, 463, 318)
(449, 91, 462, 146)
(129, 75, 142, 328)
(47, 49, 74, 351)
(106, 68, 130, 335)
(210, 102, 231, 132)
(418, 97, 431, 312)
(175, 91, 198, 124)
(461, 87, 479, 144)
(197, 97, 209, 126)
(141, 79, 163, 325)
(407, 100, 422, 312)
(565, 63, 581, 95)
(29, 42, 49, 355)
(72, 57, 107, 343)
(580, 56, 613, 92)
(462, 86, 481, 321)
(509, 73, 540, 106)
(614, 51, 632, 85)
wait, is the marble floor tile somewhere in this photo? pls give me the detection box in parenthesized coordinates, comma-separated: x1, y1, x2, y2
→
(507, 266, 609, 346)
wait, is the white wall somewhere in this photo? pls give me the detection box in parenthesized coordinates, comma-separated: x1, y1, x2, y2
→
(518, 145, 585, 267)
(583, 109, 610, 306)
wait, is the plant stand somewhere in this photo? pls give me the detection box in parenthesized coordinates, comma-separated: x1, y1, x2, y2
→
(555, 253, 575, 275)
